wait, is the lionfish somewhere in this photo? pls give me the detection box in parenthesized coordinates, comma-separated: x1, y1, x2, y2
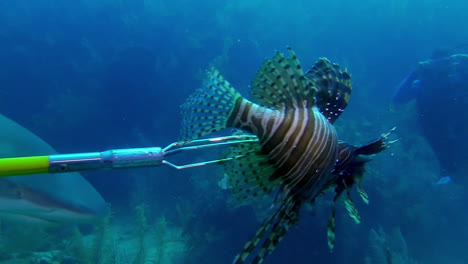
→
(181, 48, 392, 264)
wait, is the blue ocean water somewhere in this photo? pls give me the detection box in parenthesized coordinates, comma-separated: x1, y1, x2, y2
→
(0, 0, 467, 263)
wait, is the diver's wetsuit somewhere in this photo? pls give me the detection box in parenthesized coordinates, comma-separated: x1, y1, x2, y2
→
(393, 54, 468, 178)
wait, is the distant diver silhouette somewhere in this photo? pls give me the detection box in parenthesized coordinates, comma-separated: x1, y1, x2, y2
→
(393, 47, 468, 182)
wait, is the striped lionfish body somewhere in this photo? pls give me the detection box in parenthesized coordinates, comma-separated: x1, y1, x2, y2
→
(228, 94, 339, 198)
(181, 48, 391, 264)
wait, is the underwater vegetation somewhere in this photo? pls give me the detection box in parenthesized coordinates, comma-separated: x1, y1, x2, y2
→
(0, 204, 191, 264)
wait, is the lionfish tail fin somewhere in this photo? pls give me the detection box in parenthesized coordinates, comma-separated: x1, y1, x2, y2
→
(233, 198, 299, 264)
(180, 68, 242, 140)
(305, 58, 352, 123)
(355, 127, 396, 155)
(328, 129, 396, 237)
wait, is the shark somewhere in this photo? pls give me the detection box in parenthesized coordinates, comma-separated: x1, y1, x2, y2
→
(0, 114, 107, 224)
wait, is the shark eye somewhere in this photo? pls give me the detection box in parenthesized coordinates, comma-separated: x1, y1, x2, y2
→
(16, 188, 24, 199)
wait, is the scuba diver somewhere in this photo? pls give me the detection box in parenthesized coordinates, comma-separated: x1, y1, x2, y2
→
(392, 46, 468, 183)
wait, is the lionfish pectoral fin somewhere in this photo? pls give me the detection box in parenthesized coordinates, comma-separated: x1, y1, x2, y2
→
(180, 68, 242, 141)
(344, 191, 361, 224)
(233, 198, 299, 264)
(357, 185, 369, 204)
(250, 47, 317, 110)
(327, 203, 336, 251)
(305, 58, 352, 123)
(223, 138, 281, 205)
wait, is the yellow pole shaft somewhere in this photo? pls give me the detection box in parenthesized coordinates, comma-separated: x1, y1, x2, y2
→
(0, 156, 50, 177)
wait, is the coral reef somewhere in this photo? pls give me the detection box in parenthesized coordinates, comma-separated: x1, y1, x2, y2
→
(365, 226, 419, 264)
